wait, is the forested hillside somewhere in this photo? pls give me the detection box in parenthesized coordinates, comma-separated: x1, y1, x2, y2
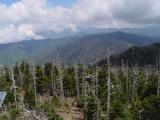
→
(0, 58, 159, 119)
(98, 43, 160, 66)
(0, 32, 159, 64)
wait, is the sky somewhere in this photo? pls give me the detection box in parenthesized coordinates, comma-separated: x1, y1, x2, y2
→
(47, 0, 75, 7)
(0, 0, 159, 43)
(0, 0, 75, 7)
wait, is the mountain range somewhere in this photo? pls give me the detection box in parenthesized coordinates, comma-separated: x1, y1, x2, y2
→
(0, 31, 160, 65)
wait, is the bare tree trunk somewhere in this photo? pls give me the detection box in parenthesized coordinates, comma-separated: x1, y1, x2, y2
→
(20, 93, 25, 120)
(74, 64, 80, 97)
(115, 65, 120, 96)
(157, 57, 160, 96)
(95, 62, 99, 120)
(57, 64, 64, 103)
(138, 109, 143, 120)
(51, 64, 56, 96)
(11, 67, 17, 107)
(106, 50, 111, 120)
(83, 64, 87, 119)
(158, 74, 160, 96)
(0, 65, 3, 78)
(31, 63, 38, 106)
(42, 64, 45, 77)
(132, 66, 138, 102)
(125, 62, 129, 98)
(18, 63, 23, 88)
(145, 65, 148, 85)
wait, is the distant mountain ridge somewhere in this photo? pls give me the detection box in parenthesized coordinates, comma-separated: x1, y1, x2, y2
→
(0, 31, 160, 65)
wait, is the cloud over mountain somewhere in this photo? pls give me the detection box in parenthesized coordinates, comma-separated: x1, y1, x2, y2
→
(0, 0, 160, 43)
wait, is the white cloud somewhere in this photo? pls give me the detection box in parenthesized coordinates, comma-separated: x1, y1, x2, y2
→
(0, 0, 159, 43)
(0, 24, 44, 43)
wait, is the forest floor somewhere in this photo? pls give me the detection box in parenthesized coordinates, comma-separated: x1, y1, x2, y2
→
(16, 96, 84, 120)
(55, 98, 84, 120)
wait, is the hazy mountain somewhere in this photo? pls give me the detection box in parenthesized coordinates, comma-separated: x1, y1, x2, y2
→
(39, 25, 160, 39)
(0, 31, 159, 65)
(121, 26, 160, 38)
(56, 31, 160, 64)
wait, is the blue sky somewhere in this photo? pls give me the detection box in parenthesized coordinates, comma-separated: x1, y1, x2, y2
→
(0, 0, 75, 7)
(0, 0, 18, 5)
(48, 0, 75, 7)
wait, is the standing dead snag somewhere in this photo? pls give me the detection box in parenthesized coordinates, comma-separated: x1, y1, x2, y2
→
(56, 52, 64, 102)
(18, 63, 23, 88)
(0, 65, 3, 77)
(94, 58, 99, 120)
(156, 57, 160, 96)
(74, 64, 80, 97)
(106, 49, 111, 120)
(11, 66, 17, 107)
(82, 64, 88, 119)
(51, 64, 56, 96)
(125, 61, 129, 99)
(158, 72, 160, 96)
(57, 63, 64, 103)
(144, 65, 149, 85)
(132, 66, 138, 102)
(31, 63, 38, 106)
(20, 91, 25, 120)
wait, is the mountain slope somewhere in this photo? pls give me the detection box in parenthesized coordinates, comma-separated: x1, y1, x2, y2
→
(56, 32, 160, 63)
(99, 43, 160, 66)
(0, 31, 159, 64)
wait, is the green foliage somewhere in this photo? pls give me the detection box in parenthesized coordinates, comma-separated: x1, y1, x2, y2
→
(0, 113, 9, 120)
(36, 66, 50, 94)
(8, 107, 20, 120)
(40, 103, 63, 120)
(24, 84, 36, 108)
(5, 91, 14, 104)
(77, 96, 85, 108)
(86, 96, 97, 120)
(63, 68, 76, 96)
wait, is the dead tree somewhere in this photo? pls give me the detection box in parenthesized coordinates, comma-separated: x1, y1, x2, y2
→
(11, 66, 17, 107)
(132, 66, 138, 102)
(74, 64, 80, 97)
(20, 91, 25, 120)
(144, 65, 149, 85)
(82, 64, 88, 119)
(57, 63, 64, 103)
(42, 64, 45, 77)
(94, 58, 99, 120)
(106, 49, 111, 120)
(125, 62, 129, 99)
(156, 57, 160, 96)
(158, 72, 160, 96)
(56, 52, 64, 102)
(51, 64, 57, 96)
(31, 63, 38, 106)
(114, 65, 121, 96)
(18, 63, 23, 88)
(138, 109, 144, 120)
(0, 65, 3, 77)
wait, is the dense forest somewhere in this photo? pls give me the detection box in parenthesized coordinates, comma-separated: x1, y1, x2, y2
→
(0, 55, 160, 120)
